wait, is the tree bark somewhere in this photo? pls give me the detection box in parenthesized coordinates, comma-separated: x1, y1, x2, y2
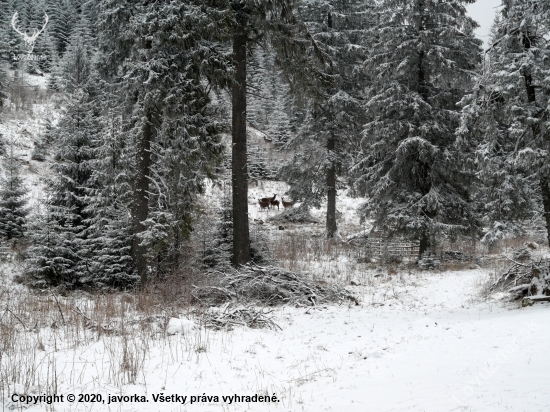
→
(417, 27, 434, 257)
(326, 133, 337, 238)
(524, 68, 550, 246)
(231, 33, 251, 266)
(540, 177, 550, 246)
(132, 110, 154, 285)
(418, 231, 430, 258)
(325, 12, 337, 239)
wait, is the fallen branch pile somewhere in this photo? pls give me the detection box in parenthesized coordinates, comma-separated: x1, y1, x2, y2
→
(197, 304, 281, 331)
(268, 207, 319, 224)
(192, 265, 358, 307)
(490, 259, 550, 302)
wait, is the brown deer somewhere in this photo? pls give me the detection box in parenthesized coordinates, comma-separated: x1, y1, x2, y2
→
(282, 197, 294, 208)
(258, 199, 271, 211)
(270, 199, 280, 210)
(260, 194, 276, 203)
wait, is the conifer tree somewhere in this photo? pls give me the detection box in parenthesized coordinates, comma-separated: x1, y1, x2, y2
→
(50, 0, 77, 57)
(0, 63, 7, 107)
(354, 0, 482, 256)
(3, 0, 25, 68)
(247, 50, 293, 147)
(203, 192, 233, 270)
(34, 28, 58, 73)
(0, 144, 28, 241)
(97, 0, 225, 283)
(27, 208, 78, 285)
(281, 0, 372, 238)
(27, 77, 101, 286)
(57, 27, 91, 91)
(0, 0, 12, 90)
(459, 0, 550, 246)
(84, 87, 135, 286)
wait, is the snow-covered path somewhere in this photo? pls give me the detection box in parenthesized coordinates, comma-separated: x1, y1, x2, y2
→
(3, 269, 549, 412)
(279, 270, 549, 412)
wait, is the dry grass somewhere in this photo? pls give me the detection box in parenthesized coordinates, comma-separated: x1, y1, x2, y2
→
(0, 260, 211, 404)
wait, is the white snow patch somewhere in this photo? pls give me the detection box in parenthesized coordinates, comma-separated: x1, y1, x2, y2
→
(166, 317, 197, 335)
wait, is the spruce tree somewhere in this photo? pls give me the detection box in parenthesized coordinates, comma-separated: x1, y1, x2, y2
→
(4, 0, 25, 68)
(97, 0, 225, 283)
(0, 0, 10, 101)
(354, 0, 482, 256)
(459, 0, 550, 246)
(0, 63, 7, 107)
(281, 0, 372, 238)
(50, 0, 77, 57)
(57, 26, 91, 91)
(247, 49, 293, 147)
(27, 77, 100, 286)
(85, 88, 135, 286)
(0, 144, 28, 241)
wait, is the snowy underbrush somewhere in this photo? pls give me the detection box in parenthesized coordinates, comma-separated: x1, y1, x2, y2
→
(267, 206, 319, 224)
(0, 262, 209, 405)
(486, 259, 550, 305)
(191, 265, 358, 307)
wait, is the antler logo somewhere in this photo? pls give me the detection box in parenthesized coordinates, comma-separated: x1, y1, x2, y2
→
(11, 12, 49, 53)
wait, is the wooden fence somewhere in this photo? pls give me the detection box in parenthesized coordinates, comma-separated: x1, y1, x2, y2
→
(364, 237, 419, 257)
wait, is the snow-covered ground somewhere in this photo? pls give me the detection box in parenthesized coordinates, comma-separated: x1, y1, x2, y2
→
(0, 71, 62, 212)
(1, 267, 549, 412)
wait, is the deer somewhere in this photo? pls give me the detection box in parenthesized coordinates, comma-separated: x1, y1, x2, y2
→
(270, 199, 280, 210)
(282, 197, 294, 208)
(259, 194, 276, 204)
(258, 198, 271, 211)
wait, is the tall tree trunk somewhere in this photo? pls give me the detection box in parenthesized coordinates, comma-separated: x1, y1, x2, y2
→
(417, 208, 436, 259)
(326, 133, 337, 238)
(132, 110, 154, 285)
(540, 177, 550, 246)
(418, 231, 430, 258)
(325, 12, 337, 239)
(524, 70, 550, 246)
(231, 33, 251, 266)
(417, 36, 434, 257)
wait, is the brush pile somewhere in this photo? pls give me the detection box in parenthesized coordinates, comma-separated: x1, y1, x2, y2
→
(490, 259, 550, 304)
(268, 206, 319, 224)
(192, 265, 358, 307)
(197, 304, 281, 331)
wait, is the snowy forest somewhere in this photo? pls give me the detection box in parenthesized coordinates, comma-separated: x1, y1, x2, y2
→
(0, 0, 549, 411)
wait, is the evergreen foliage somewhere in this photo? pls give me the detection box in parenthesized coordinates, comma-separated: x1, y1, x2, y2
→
(56, 26, 91, 91)
(97, 0, 226, 282)
(280, 0, 372, 238)
(0, 144, 28, 241)
(85, 89, 135, 286)
(247, 49, 293, 147)
(203, 193, 233, 270)
(203, 193, 273, 269)
(18, 0, 550, 287)
(353, 0, 482, 255)
(198, 0, 331, 265)
(50, 0, 77, 57)
(27, 77, 101, 286)
(0, 63, 7, 107)
(458, 0, 550, 245)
